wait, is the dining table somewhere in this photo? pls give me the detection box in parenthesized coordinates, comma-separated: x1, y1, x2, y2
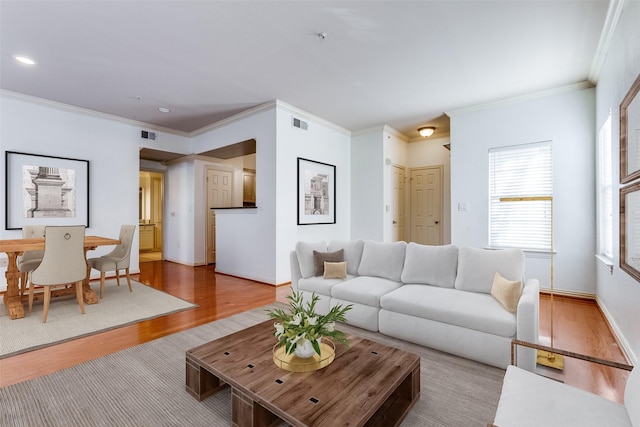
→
(1, 235, 120, 320)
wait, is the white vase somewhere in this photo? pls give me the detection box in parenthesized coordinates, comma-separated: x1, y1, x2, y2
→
(294, 338, 320, 358)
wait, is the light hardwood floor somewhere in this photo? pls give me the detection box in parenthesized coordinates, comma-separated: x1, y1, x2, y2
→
(0, 261, 631, 405)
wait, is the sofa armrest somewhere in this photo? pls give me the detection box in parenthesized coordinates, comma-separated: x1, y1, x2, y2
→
(515, 278, 539, 372)
(290, 250, 302, 292)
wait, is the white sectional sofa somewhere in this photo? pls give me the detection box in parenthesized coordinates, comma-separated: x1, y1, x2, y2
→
(493, 364, 639, 427)
(290, 239, 539, 371)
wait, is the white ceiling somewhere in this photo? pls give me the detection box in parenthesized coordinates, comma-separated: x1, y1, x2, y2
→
(0, 1, 610, 139)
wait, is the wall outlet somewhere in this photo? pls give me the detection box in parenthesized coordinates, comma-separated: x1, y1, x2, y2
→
(0, 257, 8, 268)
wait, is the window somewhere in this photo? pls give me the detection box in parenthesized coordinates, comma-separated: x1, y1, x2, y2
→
(489, 141, 553, 251)
(598, 113, 613, 260)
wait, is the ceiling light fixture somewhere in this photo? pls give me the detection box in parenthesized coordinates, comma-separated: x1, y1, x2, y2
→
(418, 126, 436, 137)
(13, 55, 36, 65)
(158, 107, 170, 113)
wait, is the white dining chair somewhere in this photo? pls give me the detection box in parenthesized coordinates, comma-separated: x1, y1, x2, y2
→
(17, 225, 46, 296)
(29, 225, 87, 323)
(87, 225, 136, 299)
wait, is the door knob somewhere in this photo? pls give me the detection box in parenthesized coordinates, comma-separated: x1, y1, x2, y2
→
(435, 221, 439, 224)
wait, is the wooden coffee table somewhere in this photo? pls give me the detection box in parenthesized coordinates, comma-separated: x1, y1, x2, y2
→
(186, 320, 420, 427)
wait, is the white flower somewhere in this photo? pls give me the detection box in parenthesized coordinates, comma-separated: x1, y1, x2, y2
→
(307, 315, 318, 326)
(274, 322, 284, 336)
(290, 334, 304, 345)
(290, 312, 302, 326)
(326, 321, 335, 332)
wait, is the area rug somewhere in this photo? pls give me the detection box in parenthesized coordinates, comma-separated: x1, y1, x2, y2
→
(0, 279, 195, 359)
(0, 303, 505, 426)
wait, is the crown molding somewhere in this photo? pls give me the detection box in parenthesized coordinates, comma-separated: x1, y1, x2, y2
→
(189, 100, 278, 136)
(275, 99, 352, 136)
(0, 89, 190, 137)
(446, 81, 594, 117)
(588, 0, 627, 84)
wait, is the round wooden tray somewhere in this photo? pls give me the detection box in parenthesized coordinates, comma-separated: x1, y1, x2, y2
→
(272, 339, 335, 372)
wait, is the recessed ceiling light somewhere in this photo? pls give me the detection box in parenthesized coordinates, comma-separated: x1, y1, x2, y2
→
(158, 107, 170, 113)
(13, 55, 36, 65)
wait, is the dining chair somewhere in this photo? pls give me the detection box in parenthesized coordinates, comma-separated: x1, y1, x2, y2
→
(29, 225, 87, 323)
(87, 224, 136, 299)
(17, 225, 46, 296)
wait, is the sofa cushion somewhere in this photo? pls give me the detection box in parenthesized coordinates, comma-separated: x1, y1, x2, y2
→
(494, 365, 631, 427)
(331, 276, 402, 307)
(380, 284, 517, 337)
(491, 272, 522, 313)
(295, 241, 326, 279)
(328, 240, 364, 275)
(357, 240, 407, 282)
(313, 249, 344, 276)
(454, 247, 524, 294)
(298, 275, 355, 296)
(401, 242, 458, 288)
(324, 262, 347, 279)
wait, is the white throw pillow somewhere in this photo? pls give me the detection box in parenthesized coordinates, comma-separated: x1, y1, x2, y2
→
(357, 240, 407, 282)
(295, 241, 327, 279)
(491, 272, 523, 313)
(454, 247, 524, 294)
(328, 240, 364, 275)
(401, 242, 458, 288)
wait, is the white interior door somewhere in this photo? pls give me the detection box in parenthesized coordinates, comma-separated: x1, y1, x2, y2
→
(392, 165, 406, 241)
(410, 166, 443, 245)
(206, 168, 232, 264)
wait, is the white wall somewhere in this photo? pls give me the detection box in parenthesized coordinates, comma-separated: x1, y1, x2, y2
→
(189, 105, 278, 283)
(595, 0, 640, 363)
(351, 129, 385, 241)
(0, 93, 189, 290)
(275, 103, 352, 284)
(450, 88, 596, 297)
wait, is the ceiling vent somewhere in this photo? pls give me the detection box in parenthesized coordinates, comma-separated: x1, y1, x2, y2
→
(141, 130, 156, 141)
(292, 117, 308, 130)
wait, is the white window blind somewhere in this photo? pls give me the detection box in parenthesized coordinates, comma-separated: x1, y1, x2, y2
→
(598, 114, 613, 259)
(489, 141, 553, 251)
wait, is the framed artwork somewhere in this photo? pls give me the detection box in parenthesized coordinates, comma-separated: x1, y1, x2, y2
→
(297, 157, 336, 225)
(619, 73, 640, 183)
(620, 181, 640, 282)
(5, 151, 90, 230)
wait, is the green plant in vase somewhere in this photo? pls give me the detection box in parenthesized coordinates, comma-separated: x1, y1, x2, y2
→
(267, 291, 352, 357)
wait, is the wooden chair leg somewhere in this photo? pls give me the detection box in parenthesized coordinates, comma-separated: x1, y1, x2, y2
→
(100, 272, 106, 299)
(20, 272, 27, 296)
(76, 281, 85, 314)
(115, 270, 121, 286)
(29, 278, 35, 312)
(125, 268, 132, 292)
(42, 287, 51, 323)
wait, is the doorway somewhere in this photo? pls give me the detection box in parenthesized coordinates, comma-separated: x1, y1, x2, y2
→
(139, 171, 164, 262)
(205, 167, 232, 264)
(409, 166, 443, 245)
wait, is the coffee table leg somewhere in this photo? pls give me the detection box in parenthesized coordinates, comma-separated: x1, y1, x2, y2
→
(185, 357, 227, 401)
(232, 387, 279, 427)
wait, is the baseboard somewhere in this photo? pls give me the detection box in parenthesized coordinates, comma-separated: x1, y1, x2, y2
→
(539, 289, 596, 300)
(595, 296, 638, 365)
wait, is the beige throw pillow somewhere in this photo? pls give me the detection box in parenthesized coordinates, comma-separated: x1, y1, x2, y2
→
(491, 272, 523, 313)
(324, 262, 347, 279)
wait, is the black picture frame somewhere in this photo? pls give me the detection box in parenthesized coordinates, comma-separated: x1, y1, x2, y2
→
(5, 151, 90, 230)
(297, 157, 336, 225)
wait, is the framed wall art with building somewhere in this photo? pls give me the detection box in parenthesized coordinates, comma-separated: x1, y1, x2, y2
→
(5, 151, 90, 230)
(297, 157, 335, 225)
